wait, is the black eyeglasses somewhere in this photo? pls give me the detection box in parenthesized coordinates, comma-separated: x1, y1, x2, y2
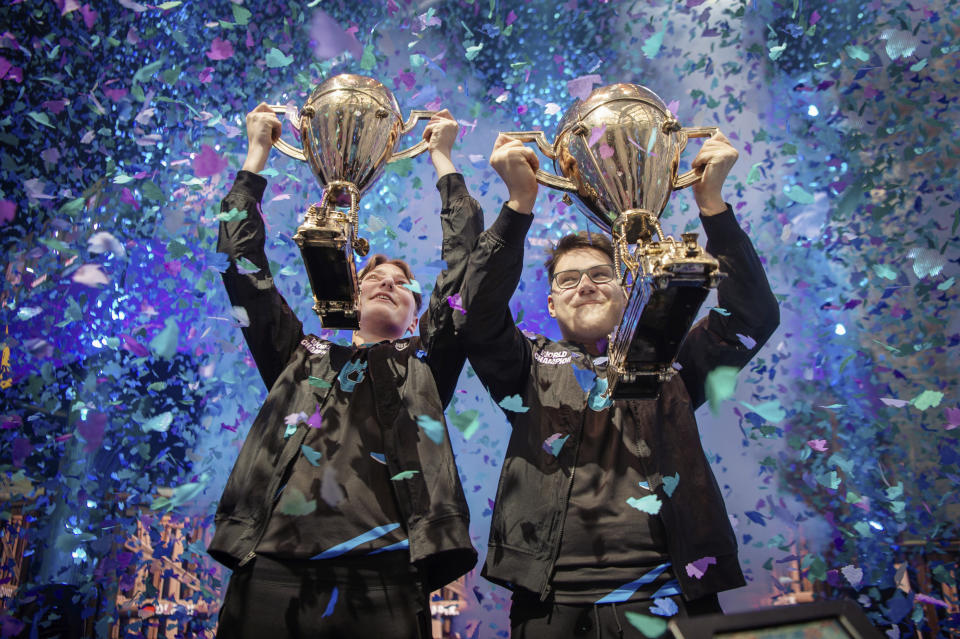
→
(552, 264, 617, 290)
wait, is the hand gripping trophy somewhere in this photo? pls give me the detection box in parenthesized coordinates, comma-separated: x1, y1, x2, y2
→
(269, 74, 435, 329)
(504, 83, 725, 399)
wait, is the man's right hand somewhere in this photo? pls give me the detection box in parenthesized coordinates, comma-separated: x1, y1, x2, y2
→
(489, 133, 539, 214)
(241, 103, 282, 174)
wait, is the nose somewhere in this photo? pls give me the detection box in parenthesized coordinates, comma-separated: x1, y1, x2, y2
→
(575, 275, 598, 295)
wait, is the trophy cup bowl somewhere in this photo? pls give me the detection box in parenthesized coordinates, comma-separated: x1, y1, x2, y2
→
(503, 83, 725, 399)
(268, 74, 435, 330)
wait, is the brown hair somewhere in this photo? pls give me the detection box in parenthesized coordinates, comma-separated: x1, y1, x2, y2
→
(544, 231, 615, 281)
(358, 254, 422, 312)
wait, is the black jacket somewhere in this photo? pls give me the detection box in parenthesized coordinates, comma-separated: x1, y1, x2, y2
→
(455, 205, 780, 601)
(208, 170, 481, 591)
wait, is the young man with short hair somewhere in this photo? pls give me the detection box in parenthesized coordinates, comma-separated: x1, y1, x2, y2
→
(209, 104, 480, 639)
(456, 133, 780, 637)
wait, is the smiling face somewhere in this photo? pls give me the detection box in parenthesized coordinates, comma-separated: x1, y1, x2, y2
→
(547, 247, 627, 352)
(357, 261, 419, 343)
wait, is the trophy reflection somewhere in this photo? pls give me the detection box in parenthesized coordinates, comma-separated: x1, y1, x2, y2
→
(504, 84, 725, 399)
(269, 74, 435, 329)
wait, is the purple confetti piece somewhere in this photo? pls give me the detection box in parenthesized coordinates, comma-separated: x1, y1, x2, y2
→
(0, 200, 15, 225)
(736, 333, 757, 349)
(206, 37, 234, 61)
(193, 144, 228, 178)
(806, 439, 828, 452)
(306, 404, 323, 429)
(588, 123, 606, 147)
(310, 9, 363, 60)
(943, 407, 960, 430)
(567, 74, 602, 101)
(77, 412, 107, 453)
(72, 264, 110, 287)
(542, 433, 568, 456)
(685, 556, 717, 579)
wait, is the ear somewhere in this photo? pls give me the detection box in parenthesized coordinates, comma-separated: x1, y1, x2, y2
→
(406, 315, 419, 336)
(547, 293, 557, 318)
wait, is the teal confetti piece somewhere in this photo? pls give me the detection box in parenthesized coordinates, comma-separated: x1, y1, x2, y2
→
(449, 408, 481, 440)
(542, 433, 569, 457)
(149, 317, 179, 359)
(705, 366, 738, 415)
(587, 376, 612, 411)
(498, 394, 530, 413)
(662, 473, 679, 497)
(265, 48, 294, 68)
(872, 264, 898, 280)
(301, 444, 322, 466)
(624, 612, 668, 638)
(142, 412, 173, 433)
(308, 376, 332, 389)
(391, 470, 420, 480)
(626, 494, 662, 514)
(911, 390, 943, 411)
(416, 414, 445, 444)
(641, 25, 666, 59)
(783, 184, 815, 204)
(277, 487, 317, 516)
(740, 400, 786, 423)
(402, 279, 422, 294)
(845, 44, 870, 61)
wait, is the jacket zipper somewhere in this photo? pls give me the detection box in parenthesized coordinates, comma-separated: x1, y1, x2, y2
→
(237, 426, 309, 569)
(539, 408, 585, 602)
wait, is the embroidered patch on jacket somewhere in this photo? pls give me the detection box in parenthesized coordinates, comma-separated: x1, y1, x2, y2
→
(394, 341, 410, 351)
(534, 349, 571, 365)
(338, 359, 368, 392)
(301, 336, 330, 356)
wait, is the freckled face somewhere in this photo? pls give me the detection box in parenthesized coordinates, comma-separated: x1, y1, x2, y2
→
(358, 263, 418, 339)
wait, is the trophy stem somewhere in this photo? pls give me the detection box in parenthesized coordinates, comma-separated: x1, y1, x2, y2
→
(321, 181, 369, 257)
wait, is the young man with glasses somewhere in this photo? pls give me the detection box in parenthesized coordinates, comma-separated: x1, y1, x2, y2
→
(209, 104, 479, 638)
(455, 133, 780, 637)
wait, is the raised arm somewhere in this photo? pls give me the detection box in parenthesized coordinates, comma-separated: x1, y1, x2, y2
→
(453, 134, 541, 403)
(218, 104, 304, 390)
(417, 110, 484, 407)
(676, 132, 780, 408)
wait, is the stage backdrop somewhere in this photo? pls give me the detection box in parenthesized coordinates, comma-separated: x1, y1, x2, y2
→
(1, 0, 957, 636)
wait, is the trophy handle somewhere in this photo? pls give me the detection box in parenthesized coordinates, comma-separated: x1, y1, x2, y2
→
(672, 127, 719, 190)
(501, 130, 579, 192)
(266, 104, 307, 162)
(388, 110, 438, 162)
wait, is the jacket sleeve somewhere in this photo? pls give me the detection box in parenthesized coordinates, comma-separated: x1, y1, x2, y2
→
(453, 205, 534, 404)
(218, 170, 304, 390)
(419, 173, 485, 408)
(676, 206, 780, 410)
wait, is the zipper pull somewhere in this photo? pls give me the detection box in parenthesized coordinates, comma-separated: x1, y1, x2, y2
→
(238, 550, 256, 567)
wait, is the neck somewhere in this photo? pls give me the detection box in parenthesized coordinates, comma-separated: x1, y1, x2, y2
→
(352, 327, 403, 347)
(561, 333, 609, 357)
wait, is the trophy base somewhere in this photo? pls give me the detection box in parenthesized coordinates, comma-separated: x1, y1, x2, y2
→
(610, 370, 675, 400)
(296, 214, 362, 331)
(608, 237, 724, 400)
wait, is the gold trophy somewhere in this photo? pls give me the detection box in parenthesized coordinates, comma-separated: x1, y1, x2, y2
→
(269, 74, 435, 329)
(504, 83, 725, 399)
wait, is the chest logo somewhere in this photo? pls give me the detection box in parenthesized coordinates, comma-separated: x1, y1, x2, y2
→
(395, 341, 410, 351)
(534, 349, 571, 365)
(301, 336, 330, 357)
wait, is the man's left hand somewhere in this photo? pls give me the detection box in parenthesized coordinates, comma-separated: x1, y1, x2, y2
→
(424, 109, 458, 178)
(690, 131, 738, 216)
